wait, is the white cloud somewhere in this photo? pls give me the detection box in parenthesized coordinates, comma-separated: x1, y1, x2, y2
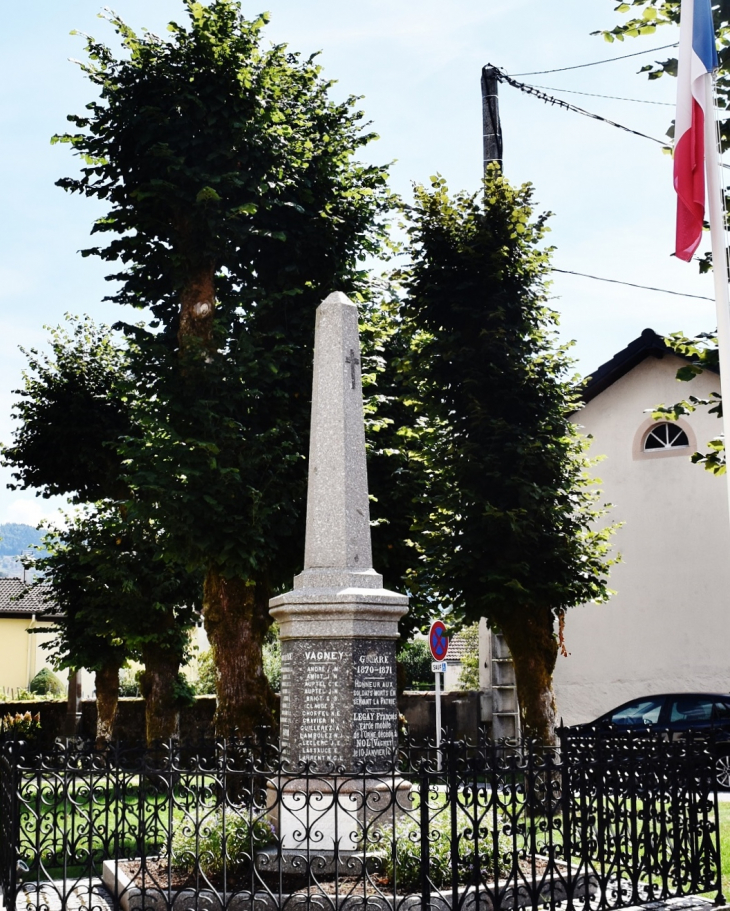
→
(4, 498, 64, 528)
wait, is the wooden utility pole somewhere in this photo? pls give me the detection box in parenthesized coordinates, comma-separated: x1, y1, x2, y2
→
(481, 65, 503, 171)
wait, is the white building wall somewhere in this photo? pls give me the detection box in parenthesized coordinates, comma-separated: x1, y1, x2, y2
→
(553, 354, 730, 726)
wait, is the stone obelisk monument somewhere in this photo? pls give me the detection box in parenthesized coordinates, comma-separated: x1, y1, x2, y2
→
(270, 291, 408, 770)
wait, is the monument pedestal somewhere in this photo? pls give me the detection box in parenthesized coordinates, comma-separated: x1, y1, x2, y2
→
(270, 584, 407, 768)
(266, 774, 411, 861)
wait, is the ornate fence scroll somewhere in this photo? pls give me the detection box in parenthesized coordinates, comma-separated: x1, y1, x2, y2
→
(0, 729, 723, 911)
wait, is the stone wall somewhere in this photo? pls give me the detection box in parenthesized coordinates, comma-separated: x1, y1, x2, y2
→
(2, 691, 487, 746)
(399, 690, 485, 741)
(1, 697, 218, 746)
(79, 697, 218, 742)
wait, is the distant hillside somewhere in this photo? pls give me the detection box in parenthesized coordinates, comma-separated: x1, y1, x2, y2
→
(0, 524, 46, 577)
(0, 523, 44, 556)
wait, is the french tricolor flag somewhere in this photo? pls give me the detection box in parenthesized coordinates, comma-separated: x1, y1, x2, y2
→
(674, 0, 718, 261)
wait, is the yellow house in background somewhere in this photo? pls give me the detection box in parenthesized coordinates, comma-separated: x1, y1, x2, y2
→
(0, 579, 65, 695)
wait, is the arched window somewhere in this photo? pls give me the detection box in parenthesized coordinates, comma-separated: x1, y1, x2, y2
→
(643, 423, 689, 452)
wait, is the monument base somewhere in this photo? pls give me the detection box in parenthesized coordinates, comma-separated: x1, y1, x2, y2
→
(266, 775, 413, 855)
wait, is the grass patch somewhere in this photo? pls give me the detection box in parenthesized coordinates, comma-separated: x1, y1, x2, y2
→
(716, 803, 730, 898)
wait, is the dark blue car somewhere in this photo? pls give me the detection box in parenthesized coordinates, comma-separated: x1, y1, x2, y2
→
(570, 692, 730, 787)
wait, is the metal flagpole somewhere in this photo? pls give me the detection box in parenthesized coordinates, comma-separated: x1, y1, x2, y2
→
(703, 74, 730, 520)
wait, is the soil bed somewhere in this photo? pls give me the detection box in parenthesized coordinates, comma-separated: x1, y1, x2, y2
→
(118, 856, 552, 896)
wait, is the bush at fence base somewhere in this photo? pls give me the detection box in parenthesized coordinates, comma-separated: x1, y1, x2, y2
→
(371, 809, 511, 891)
(169, 811, 277, 877)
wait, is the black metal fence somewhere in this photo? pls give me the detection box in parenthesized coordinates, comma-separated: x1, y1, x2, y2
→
(0, 729, 723, 911)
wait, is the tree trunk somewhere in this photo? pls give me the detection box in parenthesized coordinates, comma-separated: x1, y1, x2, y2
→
(95, 662, 121, 750)
(203, 567, 276, 737)
(177, 264, 275, 737)
(499, 607, 558, 746)
(139, 646, 182, 746)
(178, 265, 216, 350)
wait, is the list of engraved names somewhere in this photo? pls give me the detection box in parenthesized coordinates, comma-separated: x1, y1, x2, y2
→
(298, 647, 345, 759)
(280, 639, 398, 765)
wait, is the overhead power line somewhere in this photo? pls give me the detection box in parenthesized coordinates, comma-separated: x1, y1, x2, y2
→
(492, 67, 730, 168)
(513, 43, 679, 77)
(531, 84, 674, 106)
(492, 68, 671, 148)
(553, 268, 714, 301)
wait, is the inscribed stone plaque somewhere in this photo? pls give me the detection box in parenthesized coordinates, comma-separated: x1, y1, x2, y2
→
(280, 638, 398, 768)
(352, 640, 398, 761)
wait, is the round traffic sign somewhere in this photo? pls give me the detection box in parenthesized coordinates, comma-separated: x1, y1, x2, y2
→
(429, 620, 449, 661)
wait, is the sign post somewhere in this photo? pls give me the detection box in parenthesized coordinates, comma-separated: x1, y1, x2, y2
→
(429, 620, 449, 770)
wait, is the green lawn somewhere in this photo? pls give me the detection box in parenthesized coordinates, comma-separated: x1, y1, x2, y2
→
(716, 803, 730, 898)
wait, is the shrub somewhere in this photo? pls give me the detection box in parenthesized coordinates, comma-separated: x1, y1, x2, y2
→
(0, 711, 42, 742)
(456, 623, 480, 690)
(172, 672, 197, 709)
(371, 804, 510, 889)
(118, 667, 142, 697)
(170, 809, 276, 876)
(193, 650, 216, 695)
(398, 639, 432, 689)
(29, 667, 65, 697)
(0, 688, 35, 702)
(263, 629, 281, 693)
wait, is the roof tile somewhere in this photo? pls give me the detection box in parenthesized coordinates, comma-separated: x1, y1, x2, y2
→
(0, 579, 59, 618)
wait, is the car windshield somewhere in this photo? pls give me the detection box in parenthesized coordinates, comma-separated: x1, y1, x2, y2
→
(610, 698, 664, 726)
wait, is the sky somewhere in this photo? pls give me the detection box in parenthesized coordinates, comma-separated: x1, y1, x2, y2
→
(0, 0, 720, 526)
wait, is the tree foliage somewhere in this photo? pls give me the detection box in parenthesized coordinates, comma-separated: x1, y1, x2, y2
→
(652, 331, 726, 472)
(50, 0, 394, 735)
(2, 317, 132, 502)
(360, 287, 430, 633)
(388, 172, 616, 741)
(53, 0, 392, 581)
(53, 2, 391, 341)
(35, 503, 202, 744)
(2, 315, 205, 744)
(399, 174, 615, 622)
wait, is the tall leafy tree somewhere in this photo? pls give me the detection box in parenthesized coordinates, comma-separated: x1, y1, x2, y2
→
(54, 1, 392, 734)
(36, 504, 202, 747)
(2, 317, 131, 742)
(391, 173, 616, 743)
(2, 316, 132, 503)
(2, 317, 203, 744)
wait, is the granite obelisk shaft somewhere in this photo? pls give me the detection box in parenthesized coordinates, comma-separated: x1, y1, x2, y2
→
(270, 292, 408, 769)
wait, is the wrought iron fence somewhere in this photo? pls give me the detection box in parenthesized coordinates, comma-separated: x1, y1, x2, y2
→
(0, 728, 723, 911)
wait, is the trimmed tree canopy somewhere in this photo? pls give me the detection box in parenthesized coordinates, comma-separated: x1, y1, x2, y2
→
(391, 172, 616, 740)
